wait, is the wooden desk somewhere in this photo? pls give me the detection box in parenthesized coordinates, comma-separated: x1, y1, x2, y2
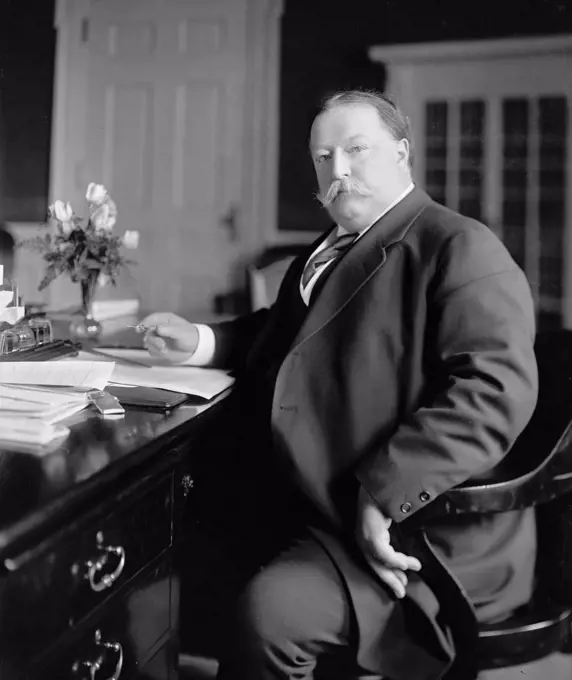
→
(0, 393, 227, 680)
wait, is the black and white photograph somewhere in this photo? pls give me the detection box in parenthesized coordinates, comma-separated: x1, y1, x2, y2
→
(1, 1, 572, 679)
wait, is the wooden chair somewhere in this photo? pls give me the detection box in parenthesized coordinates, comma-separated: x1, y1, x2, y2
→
(421, 329, 572, 678)
(246, 245, 308, 311)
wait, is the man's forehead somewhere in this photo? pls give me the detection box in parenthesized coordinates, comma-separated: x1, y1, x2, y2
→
(310, 103, 388, 148)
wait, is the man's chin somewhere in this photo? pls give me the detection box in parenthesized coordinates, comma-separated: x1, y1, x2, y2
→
(327, 194, 362, 218)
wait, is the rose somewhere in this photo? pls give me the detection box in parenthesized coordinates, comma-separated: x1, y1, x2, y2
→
(85, 182, 108, 206)
(123, 230, 139, 249)
(49, 200, 74, 236)
(49, 199, 73, 222)
(91, 198, 117, 232)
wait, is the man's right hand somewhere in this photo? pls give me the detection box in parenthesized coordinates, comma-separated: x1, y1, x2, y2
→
(139, 312, 199, 364)
(356, 486, 421, 599)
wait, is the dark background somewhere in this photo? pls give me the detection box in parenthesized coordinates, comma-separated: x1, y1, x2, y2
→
(0, 0, 56, 223)
(2, 0, 572, 229)
(278, 0, 572, 232)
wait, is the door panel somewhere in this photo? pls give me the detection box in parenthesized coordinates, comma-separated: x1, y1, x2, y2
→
(84, 0, 248, 315)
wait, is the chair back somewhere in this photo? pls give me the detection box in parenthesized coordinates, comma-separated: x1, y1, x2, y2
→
(437, 329, 572, 677)
(247, 245, 308, 311)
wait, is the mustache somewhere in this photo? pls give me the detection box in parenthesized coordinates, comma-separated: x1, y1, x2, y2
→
(316, 178, 373, 207)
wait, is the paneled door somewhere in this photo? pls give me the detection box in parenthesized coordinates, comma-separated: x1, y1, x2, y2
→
(83, 0, 248, 315)
(372, 38, 572, 329)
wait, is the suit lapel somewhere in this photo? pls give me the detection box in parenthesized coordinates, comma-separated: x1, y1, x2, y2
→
(246, 228, 334, 363)
(292, 188, 433, 350)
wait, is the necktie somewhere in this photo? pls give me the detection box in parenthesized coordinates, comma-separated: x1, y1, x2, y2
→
(301, 233, 358, 289)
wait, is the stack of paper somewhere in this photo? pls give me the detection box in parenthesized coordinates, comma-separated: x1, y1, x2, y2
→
(0, 384, 91, 447)
(0, 360, 116, 449)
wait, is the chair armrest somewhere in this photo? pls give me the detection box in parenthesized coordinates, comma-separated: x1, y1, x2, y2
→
(420, 420, 572, 518)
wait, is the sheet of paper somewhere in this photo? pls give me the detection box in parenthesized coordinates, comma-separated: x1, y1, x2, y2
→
(110, 364, 234, 399)
(0, 360, 115, 390)
(93, 348, 180, 367)
(94, 348, 234, 398)
(0, 417, 70, 446)
(0, 290, 14, 309)
(0, 384, 89, 406)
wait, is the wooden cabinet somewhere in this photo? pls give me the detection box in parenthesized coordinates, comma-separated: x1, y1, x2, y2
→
(369, 36, 572, 329)
(1, 466, 182, 679)
(0, 401, 219, 679)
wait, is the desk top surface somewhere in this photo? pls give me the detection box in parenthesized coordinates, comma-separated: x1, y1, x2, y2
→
(0, 395, 226, 562)
(0, 317, 230, 563)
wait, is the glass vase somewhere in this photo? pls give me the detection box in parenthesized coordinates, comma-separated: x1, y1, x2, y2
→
(69, 273, 102, 342)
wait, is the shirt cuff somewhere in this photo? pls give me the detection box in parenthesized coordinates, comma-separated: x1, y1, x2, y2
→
(180, 323, 216, 366)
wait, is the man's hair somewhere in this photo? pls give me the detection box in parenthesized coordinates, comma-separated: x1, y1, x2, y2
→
(317, 89, 414, 168)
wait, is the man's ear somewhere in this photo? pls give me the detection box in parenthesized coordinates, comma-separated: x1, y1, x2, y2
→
(396, 139, 410, 169)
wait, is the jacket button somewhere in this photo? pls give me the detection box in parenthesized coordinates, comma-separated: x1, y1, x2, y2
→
(400, 502, 412, 514)
(419, 492, 431, 502)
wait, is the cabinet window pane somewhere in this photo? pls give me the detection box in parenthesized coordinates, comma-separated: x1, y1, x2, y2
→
(459, 100, 485, 221)
(502, 99, 529, 270)
(425, 102, 448, 206)
(539, 96, 567, 302)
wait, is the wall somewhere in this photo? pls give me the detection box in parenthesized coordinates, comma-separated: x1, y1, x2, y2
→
(3, 0, 572, 236)
(0, 0, 56, 223)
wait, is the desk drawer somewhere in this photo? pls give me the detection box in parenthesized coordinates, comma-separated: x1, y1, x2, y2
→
(0, 474, 173, 669)
(31, 559, 175, 680)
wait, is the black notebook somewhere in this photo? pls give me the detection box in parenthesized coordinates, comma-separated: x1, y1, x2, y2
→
(105, 384, 188, 411)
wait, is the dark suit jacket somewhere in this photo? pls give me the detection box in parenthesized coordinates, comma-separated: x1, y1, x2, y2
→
(208, 188, 539, 678)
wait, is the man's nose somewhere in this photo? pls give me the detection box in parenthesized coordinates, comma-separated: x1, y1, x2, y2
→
(331, 149, 350, 180)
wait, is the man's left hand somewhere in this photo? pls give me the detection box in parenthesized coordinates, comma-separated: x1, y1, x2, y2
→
(355, 486, 422, 599)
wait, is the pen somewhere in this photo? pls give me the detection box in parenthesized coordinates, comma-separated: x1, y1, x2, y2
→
(127, 324, 157, 334)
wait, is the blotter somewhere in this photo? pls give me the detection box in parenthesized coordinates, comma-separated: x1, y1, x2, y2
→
(93, 348, 234, 399)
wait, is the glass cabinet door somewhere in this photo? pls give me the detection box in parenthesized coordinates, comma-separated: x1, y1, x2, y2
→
(422, 93, 569, 329)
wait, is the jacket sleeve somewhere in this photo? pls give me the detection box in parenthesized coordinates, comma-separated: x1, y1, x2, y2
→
(355, 227, 539, 523)
(206, 308, 271, 371)
(207, 250, 311, 371)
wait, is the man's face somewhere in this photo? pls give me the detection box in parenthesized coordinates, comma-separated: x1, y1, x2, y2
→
(310, 103, 411, 232)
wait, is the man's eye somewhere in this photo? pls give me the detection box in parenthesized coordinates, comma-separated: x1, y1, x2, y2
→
(349, 145, 367, 154)
(315, 154, 330, 164)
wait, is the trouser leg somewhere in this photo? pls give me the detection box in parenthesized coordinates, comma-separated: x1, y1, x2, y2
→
(216, 535, 387, 680)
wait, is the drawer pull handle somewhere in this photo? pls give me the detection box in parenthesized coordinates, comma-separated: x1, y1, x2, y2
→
(72, 629, 124, 680)
(86, 541, 126, 593)
(181, 474, 194, 497)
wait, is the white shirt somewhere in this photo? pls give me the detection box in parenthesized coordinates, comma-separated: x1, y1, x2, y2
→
(188, 183, 415, 366)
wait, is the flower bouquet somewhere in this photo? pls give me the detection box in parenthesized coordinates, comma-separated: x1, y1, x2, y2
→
(19, 183, 139, 339)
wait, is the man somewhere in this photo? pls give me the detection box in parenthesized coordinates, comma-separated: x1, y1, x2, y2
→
(142, 90, 538, 680)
